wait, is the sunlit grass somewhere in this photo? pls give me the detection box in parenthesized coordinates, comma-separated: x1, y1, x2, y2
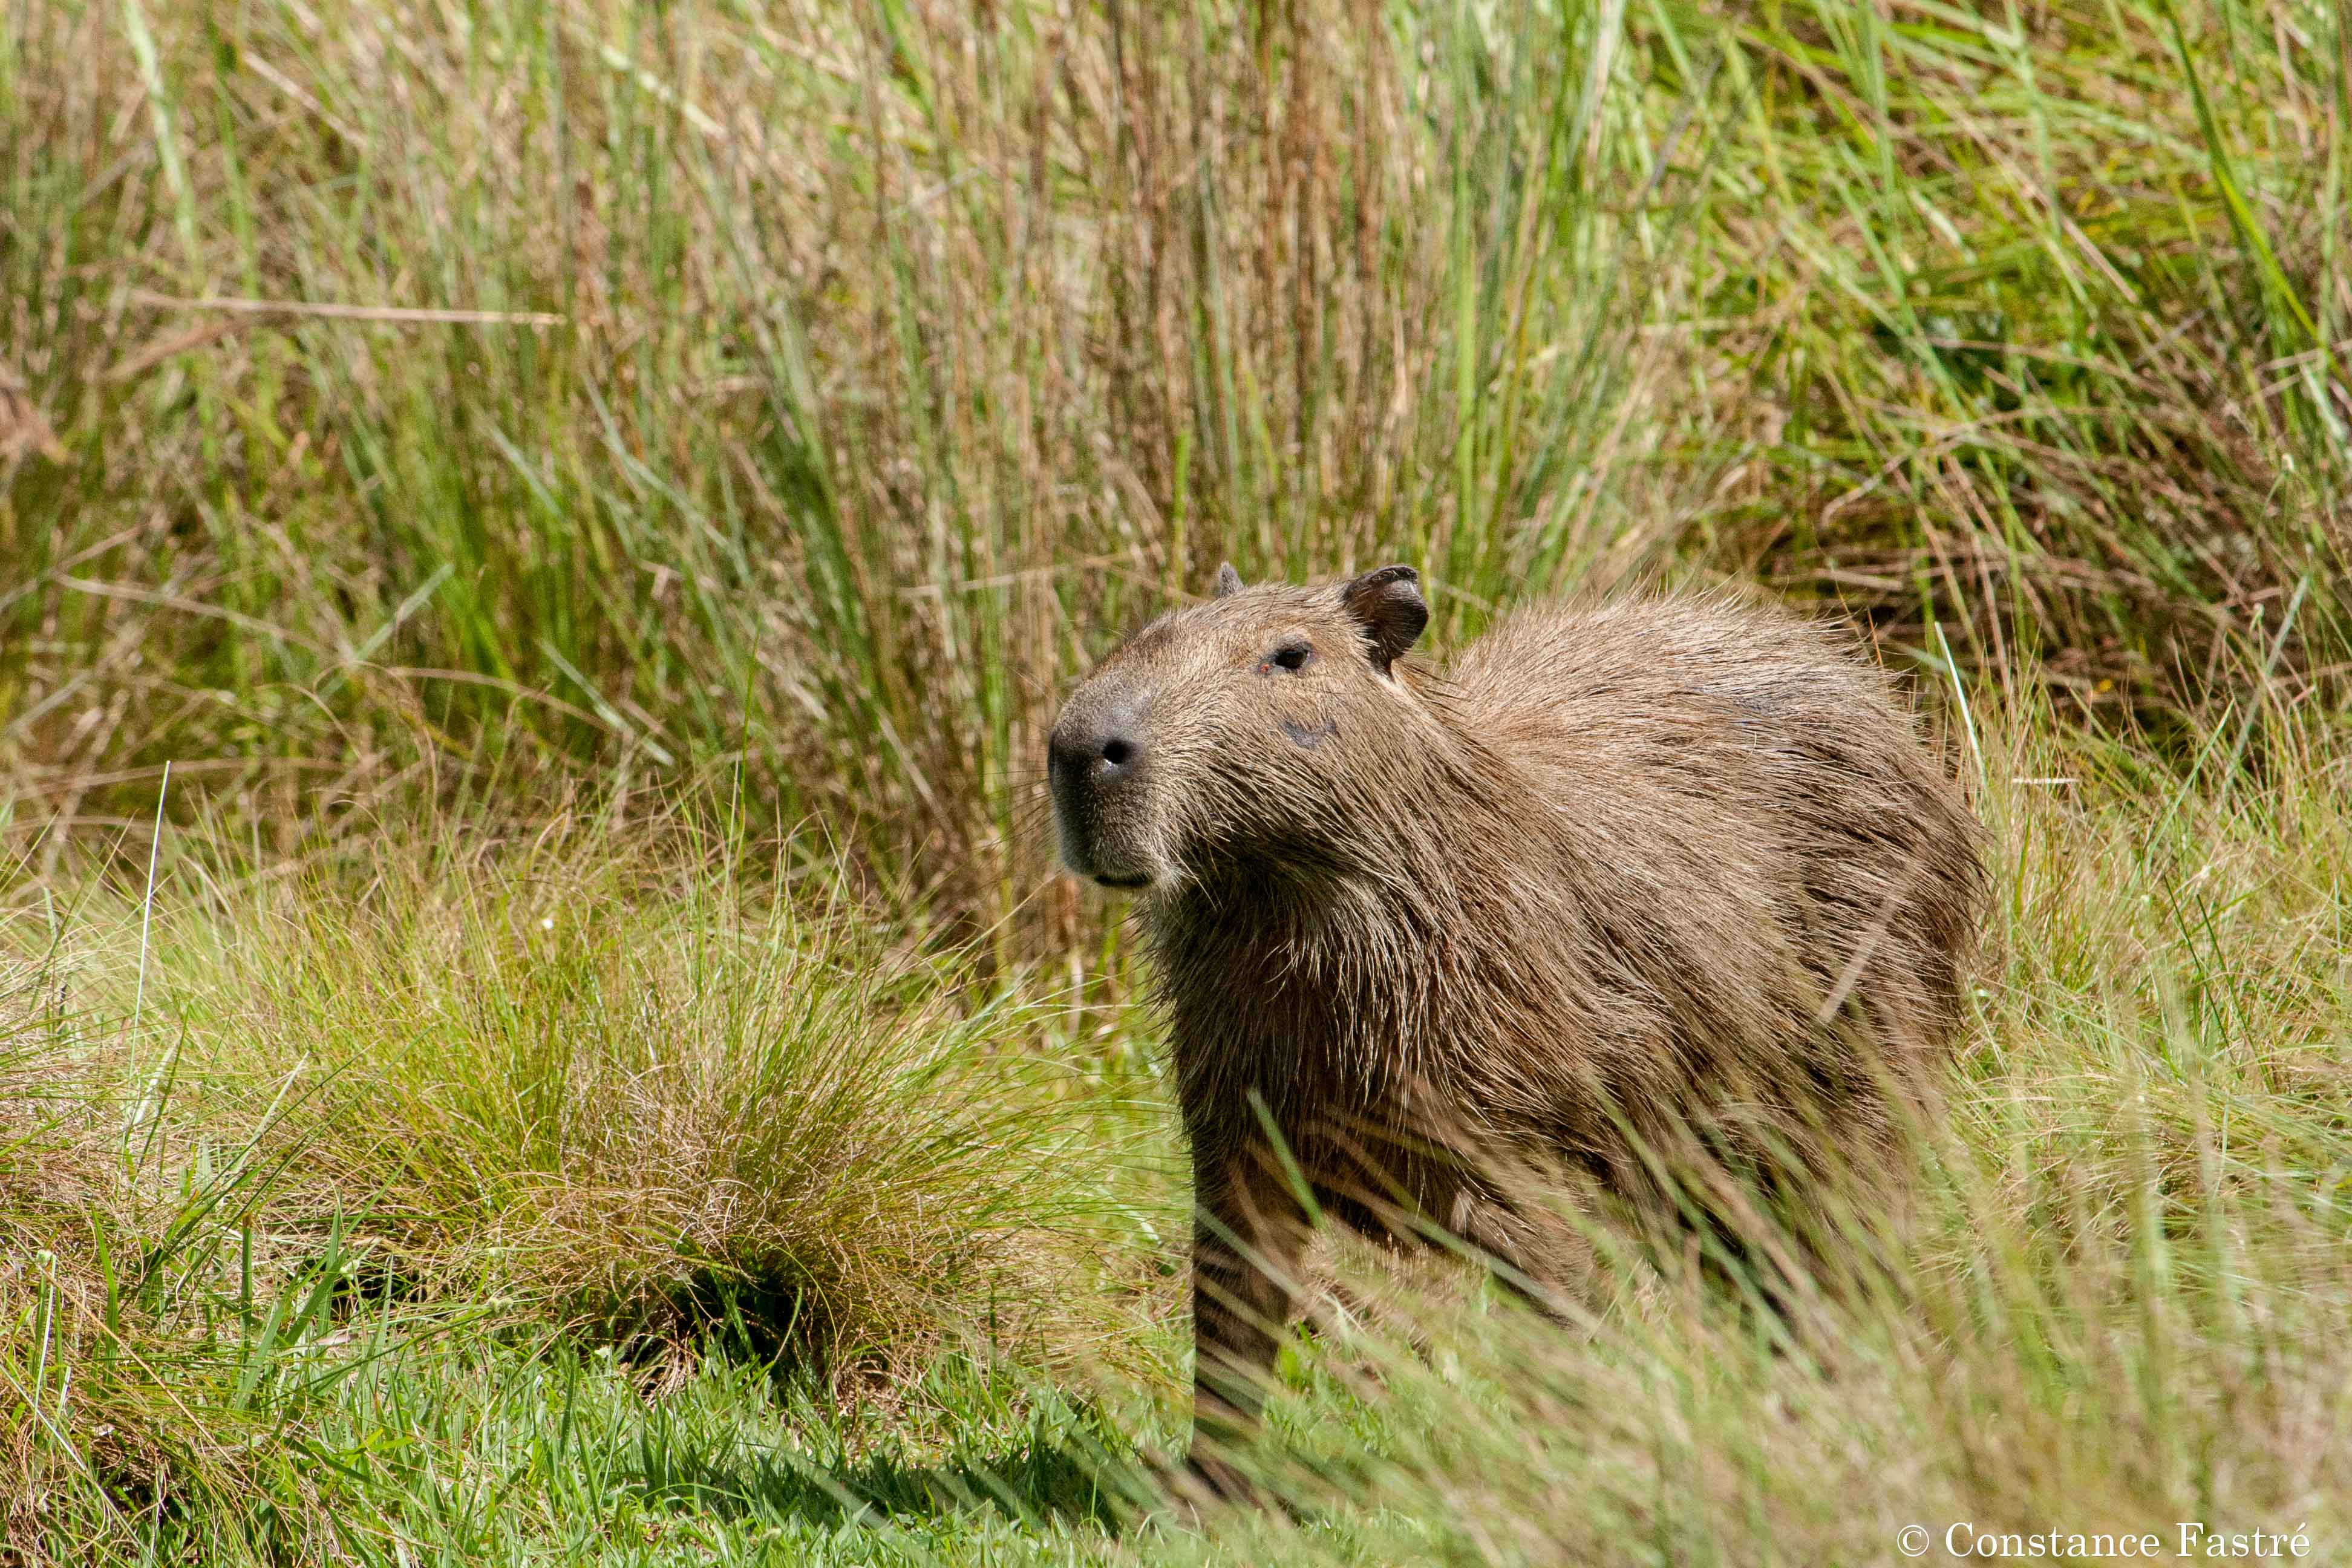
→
(7, 689, 2352, 1564)
(0, 813, 1171, 1558)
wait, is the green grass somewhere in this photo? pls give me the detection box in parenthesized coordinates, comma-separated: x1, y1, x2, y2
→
(5, 0, 2352, 1562)
(8, 690, 2352, 1564)
(2, 818, 1183, 1561)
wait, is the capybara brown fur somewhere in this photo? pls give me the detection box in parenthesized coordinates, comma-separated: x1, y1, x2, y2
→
(1047, 563, 1985, 1498)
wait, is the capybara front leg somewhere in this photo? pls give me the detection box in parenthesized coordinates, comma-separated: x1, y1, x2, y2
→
(1184, 1152, 1312, 1502)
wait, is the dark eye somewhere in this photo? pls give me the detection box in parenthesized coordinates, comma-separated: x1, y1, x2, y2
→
(1264, 640, 1313, 675)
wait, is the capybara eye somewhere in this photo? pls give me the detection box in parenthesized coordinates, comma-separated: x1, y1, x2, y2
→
(1264, 640, 1313, 675)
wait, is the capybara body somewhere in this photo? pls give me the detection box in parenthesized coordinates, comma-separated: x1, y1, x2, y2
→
(1047, 564, 1985, 1496)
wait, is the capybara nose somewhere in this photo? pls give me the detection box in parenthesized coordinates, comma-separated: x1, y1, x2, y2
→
(1048, 702, 1146, 791)
(1049, 693, 1149, 881)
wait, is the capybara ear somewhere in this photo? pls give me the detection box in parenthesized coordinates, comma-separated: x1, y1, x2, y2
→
(1213, 561, 1244, 598)
(1340, 564, 1428, 676)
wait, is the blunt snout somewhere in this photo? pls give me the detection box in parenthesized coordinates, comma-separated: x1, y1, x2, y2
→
(1048, 687, 1152, 887)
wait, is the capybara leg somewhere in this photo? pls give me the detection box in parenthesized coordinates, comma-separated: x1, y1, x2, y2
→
(1184, 1154, 1313, 1501)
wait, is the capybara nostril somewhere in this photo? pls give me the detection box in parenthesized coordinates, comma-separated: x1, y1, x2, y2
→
(1099, 736, 1135, 771)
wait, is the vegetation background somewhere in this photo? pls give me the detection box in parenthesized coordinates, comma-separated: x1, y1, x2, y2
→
(3, 0, 2349, 1561)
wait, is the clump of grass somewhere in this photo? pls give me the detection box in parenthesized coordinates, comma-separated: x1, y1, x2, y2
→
(0, 811, 1143, 1561)
(91, 819, 1116, 1371)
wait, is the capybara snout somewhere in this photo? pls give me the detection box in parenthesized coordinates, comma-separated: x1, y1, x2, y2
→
(1047, 682, 1154, 886)
(1051, 561, 1987, 1503)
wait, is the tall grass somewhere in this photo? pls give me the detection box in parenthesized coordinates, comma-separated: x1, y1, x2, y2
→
(4, 0, 2347, 944)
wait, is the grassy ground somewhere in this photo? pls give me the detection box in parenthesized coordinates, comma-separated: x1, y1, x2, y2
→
(7, 689, 2352, 1564)
(5, 0, 2352, 1562)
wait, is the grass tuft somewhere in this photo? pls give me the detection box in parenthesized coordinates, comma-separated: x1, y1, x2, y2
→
(2, 815, 1153, 1561)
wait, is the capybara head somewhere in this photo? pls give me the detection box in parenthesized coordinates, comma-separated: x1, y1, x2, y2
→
(1048, 563, 1430, 890)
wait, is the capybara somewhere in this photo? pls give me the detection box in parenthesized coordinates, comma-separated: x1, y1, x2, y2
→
(1048, 563, 1985, 1497)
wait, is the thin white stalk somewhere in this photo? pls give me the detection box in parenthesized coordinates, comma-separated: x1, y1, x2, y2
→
(129, 760, 170, 1050)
